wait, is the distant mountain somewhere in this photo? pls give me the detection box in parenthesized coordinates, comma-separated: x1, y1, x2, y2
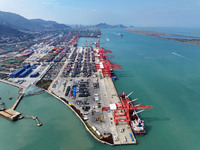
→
(94, 23, 127, 28)
(30, 19, 69, 29)
(0, 24, 26, 37)
(0, 11, 70, 31)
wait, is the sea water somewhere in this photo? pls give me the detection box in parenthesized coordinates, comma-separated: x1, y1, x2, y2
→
(0, 28, 200, 150)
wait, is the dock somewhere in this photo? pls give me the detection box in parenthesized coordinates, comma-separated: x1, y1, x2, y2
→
(0, 92, 24, 120)
(45, 44, 139, 145)
(0, 80, 25, 121)
(11, 92, 24, 110)
(0, 30, 150, 146)
(102, 77, 137, 145)
(0, 108, 21, 121)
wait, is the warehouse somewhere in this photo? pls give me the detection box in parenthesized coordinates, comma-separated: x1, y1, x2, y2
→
(18, 68, 32, 78)
(10, 67, 25, 78)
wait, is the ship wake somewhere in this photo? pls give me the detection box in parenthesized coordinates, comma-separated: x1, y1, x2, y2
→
(172, 52, 192, 62)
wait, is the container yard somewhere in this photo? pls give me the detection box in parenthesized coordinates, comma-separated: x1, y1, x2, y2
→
(0, 29, 152, 146)
(46, 38, 152, 145)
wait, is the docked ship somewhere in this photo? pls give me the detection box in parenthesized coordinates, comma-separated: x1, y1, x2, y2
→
(130, 114, 145, 135)
(119, 93, 151, 135)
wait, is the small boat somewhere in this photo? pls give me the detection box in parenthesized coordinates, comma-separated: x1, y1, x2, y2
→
(118, 33, 123, 37)
(106, 38, 110, 42)
(9, 97, 12, 100)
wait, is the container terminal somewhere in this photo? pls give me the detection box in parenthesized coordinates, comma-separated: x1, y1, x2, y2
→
(0, 29, 152, 145)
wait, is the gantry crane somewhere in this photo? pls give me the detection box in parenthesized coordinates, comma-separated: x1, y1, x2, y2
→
(102, 93, 152, 125)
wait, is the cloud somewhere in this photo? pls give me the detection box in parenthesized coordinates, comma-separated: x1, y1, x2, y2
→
(43, 0, 62, 8)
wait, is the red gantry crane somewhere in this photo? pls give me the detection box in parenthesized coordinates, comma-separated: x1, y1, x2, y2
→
(70, 35, 79, 46)
(95, 46, 122, 77)
(96, 59, 122, 77)
(102, 93, 152, 125)
(93, 40, 105, 49)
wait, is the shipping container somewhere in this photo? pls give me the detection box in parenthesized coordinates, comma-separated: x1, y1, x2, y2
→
(66, 86, 71, 91)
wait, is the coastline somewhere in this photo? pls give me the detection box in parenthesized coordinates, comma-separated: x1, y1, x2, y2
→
(127, 29, 200, 46)
(0, 36, 138, 145)
(0, 79, 115, 146)
(45, 89, 114, 146)
(0, 79, 25, 92)
(46, 75, 137, 145)
(0, 75, 136, 146)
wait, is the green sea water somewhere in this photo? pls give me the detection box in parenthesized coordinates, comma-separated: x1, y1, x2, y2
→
(1, 28, 200, 150)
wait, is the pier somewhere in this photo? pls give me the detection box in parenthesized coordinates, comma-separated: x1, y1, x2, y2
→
(0, 108, 21, 121)
(0, 80, 25, 121)
(103, 77, 137, 145)
(0, 79, 26, 111)
(11, 93, 24, 110)
(24, 116, 42, 126)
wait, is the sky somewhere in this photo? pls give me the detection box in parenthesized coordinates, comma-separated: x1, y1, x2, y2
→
(0, 0, 200, 27)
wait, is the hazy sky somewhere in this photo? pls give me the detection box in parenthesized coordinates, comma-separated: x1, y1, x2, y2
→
(0, 0, 200, 27)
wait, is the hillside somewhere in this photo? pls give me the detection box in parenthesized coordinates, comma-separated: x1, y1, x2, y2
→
(0, 24, 25, 37)
(0, 11, 70, 31)
(94, 23, 127, 28)
(30, 19, 69, 29)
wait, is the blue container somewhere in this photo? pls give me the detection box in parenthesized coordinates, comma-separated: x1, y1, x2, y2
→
(129, 133, 134, 141)
(10, 67, 25, 78)
(43, 49, 48, 53)
(72, 92, 76, 97)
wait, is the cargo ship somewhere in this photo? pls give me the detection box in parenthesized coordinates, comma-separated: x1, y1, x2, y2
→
(130, 117, 145, 135)
(120, 93, 146, 135)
